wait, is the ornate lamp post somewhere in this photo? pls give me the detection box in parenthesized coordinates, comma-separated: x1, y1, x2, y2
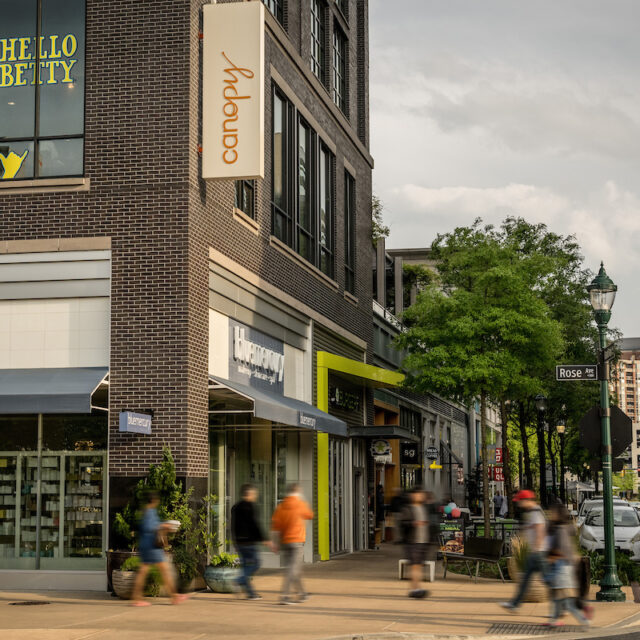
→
(556, 422, 566, 505)
(535, 394, 548, 508)
(588, 263, 625, 602)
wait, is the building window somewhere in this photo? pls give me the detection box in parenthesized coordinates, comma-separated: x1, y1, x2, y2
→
(344, 170, 356, 293)
(0, 0, 85, 181)
(235, 180, 255, 219)
(272, 88, 293, 245)
(263, 0, 283, 24)
(310, 0, 326, 83)
(318, 145, 333, 278)
(336, 0, 348, 19)
(332, 24, 347, 114)
(271, 84, 335, 277)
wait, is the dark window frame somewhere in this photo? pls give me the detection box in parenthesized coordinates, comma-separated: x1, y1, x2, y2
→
(0, 0, 86, 181)
(234, 179, 255, 220)
(318, 143, 334, 279)
(310, 0, 326, 84)
(263, 0, 284, 25)
(272, 86, 295, 246)
(336, 0, 348, 21)
(332, 22, 347, 115)
(344, 170, 356, 294)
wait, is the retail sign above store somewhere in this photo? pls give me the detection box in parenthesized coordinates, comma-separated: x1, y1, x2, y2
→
(202, 1, 265, 180)
(119, 411, 152, 435)
(400, 442, 419, 465)
(229, 319, 285, 394)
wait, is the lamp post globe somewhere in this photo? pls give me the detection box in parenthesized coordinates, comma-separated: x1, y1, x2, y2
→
(534, 394, 547, 412)
(589, 263, 625, 602)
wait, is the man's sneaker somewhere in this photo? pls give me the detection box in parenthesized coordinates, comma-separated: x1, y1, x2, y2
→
(409, 589, 428, 598)
(247, 594, 263, 600)
(499, 602, 518, 612)
(279, 597, 298, 605)
(298, 593, 310, 603)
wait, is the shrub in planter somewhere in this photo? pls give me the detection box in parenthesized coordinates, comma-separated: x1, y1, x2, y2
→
(111, 556, 171, 599)
(507, 537, 547, 602)
(203, 552, 241, 593)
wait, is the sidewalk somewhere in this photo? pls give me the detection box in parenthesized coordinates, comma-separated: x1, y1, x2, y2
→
(1, 545, 639, 640)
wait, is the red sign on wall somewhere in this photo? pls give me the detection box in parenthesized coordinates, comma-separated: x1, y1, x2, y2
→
(493, 466, 504, 482)
(495, 448, 503, 464)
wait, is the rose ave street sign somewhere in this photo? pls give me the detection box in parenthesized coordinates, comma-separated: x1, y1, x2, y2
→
(556, 364, 598, 381)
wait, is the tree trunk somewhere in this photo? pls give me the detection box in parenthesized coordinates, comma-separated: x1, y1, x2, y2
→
(481, 391, 491, 535)
(537, 414, 547, 508)
(518, 403, 534, 490)
(500, 398, 514, 518)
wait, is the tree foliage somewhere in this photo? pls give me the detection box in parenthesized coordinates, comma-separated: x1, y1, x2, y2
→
(372, 195, 390, 246)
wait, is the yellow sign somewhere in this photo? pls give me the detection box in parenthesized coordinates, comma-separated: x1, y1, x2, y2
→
(429, 461, 443, 470)
(0, 34, 78, 87)
(0, 150, 28, 180)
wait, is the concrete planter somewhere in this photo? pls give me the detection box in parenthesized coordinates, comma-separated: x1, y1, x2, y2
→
(507, 556, 548, 602)
(112, 569, 136, 600)
(203, 565, 241, 593)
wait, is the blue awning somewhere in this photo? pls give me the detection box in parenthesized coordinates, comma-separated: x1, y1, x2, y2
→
(209, 376, 347, 437)
(0, 367, 109, 414)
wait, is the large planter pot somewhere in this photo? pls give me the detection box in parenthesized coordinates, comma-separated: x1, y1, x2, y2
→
(507, 556, 548, 603)
(112, 569, 137, 600)
(106, 550, 137, 592)
(203, 565, 241, 593)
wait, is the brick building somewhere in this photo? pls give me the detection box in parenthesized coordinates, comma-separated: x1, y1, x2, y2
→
(0, 0, 400, 589)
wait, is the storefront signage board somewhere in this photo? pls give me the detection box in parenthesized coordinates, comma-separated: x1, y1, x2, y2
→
(119, 411, 152, 435)
(202, 1, 265, 180)
(298, 412, 317, 429)
(229, 319, 285, 394)
(400, 442, 419, 465)
(426, 446, 439, 460)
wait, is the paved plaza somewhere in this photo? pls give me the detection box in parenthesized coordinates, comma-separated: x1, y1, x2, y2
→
(1, 547, 640, 640)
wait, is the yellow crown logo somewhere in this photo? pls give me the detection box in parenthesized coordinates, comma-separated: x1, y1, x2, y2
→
(0, 150, 28, 180)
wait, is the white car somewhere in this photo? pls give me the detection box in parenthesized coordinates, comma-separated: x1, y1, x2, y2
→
(576, 498, 629, 528)
(579, 507, 640, 560)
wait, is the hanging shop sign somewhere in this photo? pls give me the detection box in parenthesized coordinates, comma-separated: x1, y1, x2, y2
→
(495, 447, 503, 464)
(202, 1, 265, 180)
(400, 442, 419, 465)
(488, 466, 504, 482)
(370, 439, 392, 463)
(426, 446, 439, 460)
(229, 319, 285, 394)
(119, 411, 152, 435)
(329, 387, 360, 412)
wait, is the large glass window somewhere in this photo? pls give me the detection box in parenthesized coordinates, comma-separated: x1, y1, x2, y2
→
(263, 0, 283, 25)
(332, 24, 347, 114)
(344, 170, 356, 293)
(0, 0, 85, 181)
(272, 84, 335, 278)
(310, 0, 326, 83)
(235, 180, 255, 220)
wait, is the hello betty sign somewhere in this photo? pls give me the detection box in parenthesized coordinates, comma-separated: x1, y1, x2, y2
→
(202, 1, 265, 180)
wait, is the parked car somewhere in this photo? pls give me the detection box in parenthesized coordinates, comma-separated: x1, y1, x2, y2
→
(579, 506, 640, 559)
(576, 498, 629, 528)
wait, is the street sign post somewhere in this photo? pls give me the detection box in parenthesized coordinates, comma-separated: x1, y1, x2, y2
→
(556, 365, 598, 381)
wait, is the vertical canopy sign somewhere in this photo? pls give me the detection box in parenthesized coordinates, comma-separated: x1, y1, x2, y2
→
(202, 1, 265, 180)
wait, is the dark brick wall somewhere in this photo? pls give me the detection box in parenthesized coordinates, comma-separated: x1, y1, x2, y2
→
(0, 0, 373, 491)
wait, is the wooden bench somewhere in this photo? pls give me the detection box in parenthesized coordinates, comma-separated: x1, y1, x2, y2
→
(441, 536, 506, 582)
(398, 559, 435, 582)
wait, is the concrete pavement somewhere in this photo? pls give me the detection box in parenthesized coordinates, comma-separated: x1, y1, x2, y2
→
(1, 545, 640, 640)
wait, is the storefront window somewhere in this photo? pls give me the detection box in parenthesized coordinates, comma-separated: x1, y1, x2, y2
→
(0, 0, 86, 180)
(0, 413, 106, 570)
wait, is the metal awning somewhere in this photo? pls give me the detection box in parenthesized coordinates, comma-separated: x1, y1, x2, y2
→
(209, 376, 347, 437)
(0, 367, 109, 414)
(348, 425, 420, 442)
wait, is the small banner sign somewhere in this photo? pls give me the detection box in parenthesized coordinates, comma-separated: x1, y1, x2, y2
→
(119, 411, 152, 435)
(426, 446, 439, 460)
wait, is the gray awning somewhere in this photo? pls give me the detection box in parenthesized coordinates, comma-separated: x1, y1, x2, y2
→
(0, 367, 109, 414)
(209, 376, 347, 437)
(348, 425, 419, 442)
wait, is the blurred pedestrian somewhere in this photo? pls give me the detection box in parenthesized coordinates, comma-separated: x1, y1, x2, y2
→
(130, 490, 188, 607)
(271, 483, 314, 605)
(389, 487, 408, 543)
(493, 491, 504, 518)
(500, 490, 546, 611)
(231, 483, 273, 600)
(400, 488, 430, 598)
(545, 503, 589, 627)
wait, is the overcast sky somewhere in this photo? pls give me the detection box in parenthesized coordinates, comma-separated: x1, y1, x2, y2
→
(370, 0, 640, 336)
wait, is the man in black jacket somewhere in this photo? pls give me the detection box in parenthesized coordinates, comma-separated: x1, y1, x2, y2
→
(231, 483, 272, 599)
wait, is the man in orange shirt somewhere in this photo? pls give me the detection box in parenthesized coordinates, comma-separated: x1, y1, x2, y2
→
(271, 483, 314, 605)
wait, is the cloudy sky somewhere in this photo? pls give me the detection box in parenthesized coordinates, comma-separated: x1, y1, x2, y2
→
(369, 0, 640, 335)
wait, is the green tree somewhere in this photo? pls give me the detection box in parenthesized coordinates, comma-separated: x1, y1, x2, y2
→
(372, 195, 389, 247)
(397, 221, 564, 531)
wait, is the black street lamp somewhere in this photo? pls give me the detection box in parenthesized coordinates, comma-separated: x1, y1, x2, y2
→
(557, 422, 566, 505)
(588, 262, 625, 603)
(535, 393, 548, 509)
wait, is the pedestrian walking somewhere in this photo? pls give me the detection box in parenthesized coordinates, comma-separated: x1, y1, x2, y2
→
(499, 494, 509, 518)
(271, 483, 313, 605)
(544, 503, 589, 627)
(500, 489, 546, 611)
(130, 490, 188, 607)
(493, 491, 504, 518)
(231, 483, 273, 600)
(400, 488, 430, 599)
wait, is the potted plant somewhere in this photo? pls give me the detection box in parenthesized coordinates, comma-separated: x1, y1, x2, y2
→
(506, 536, 548, 602)
(111, 556, 169, 599)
